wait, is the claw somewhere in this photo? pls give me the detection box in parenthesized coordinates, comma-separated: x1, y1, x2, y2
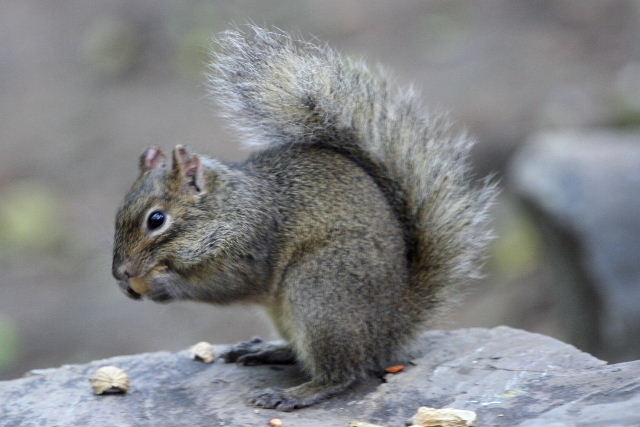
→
(236, 351, 271, 366)
(219, 336, 266, 362)
(249, 388, 297, 411)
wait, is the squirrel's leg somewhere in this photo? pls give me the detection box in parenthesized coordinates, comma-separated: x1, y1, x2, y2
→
(246, 328, 357, 411)
(219, 338, 296, 365)
(247, 238, 397, 411)
(246, 323, 357, 411)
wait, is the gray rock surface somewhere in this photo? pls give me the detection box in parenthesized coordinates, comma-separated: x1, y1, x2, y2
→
(1, 326, 639, 426)
(509, 130, 640, 362)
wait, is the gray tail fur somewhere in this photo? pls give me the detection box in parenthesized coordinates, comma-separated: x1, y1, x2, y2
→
(208, 26, 498, 322)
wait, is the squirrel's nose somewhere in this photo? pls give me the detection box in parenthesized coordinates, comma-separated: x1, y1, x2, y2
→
(113, 263, 132, 281)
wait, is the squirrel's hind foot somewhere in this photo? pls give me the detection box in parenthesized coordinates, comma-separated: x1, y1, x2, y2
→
(248, 380, 353, 411)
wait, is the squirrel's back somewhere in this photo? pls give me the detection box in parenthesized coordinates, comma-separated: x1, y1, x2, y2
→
(209, 26, 497, 327)
(245, 143, 408, 278)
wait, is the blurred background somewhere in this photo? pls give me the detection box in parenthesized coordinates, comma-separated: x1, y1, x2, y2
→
(2, 0, 640, 380)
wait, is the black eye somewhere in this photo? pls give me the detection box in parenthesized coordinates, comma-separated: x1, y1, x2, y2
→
(147, 210, 165, 230)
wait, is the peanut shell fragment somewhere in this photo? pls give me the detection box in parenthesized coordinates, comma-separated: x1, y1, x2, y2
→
(385, 364, 405, 373)
(189, 341, 216, 363)
(410, 406, 477, 427)
(89, 366, 130, 395)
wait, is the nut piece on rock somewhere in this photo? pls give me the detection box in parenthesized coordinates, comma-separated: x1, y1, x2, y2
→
(411, 406, 477, 427)
(189, 341, 216, 363)
(90, 366, 130, 395)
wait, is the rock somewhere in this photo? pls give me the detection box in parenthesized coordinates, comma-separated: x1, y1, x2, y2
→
(1, 327, 639, 426)
(509, 130, 640, 361)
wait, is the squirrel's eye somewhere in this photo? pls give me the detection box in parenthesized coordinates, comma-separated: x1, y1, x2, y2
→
(147, 210, 165, 230)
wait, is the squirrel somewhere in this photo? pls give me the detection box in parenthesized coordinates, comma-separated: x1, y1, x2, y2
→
(112, 26, 497, 411)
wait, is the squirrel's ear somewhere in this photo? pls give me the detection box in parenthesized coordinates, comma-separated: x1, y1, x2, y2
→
(139, 147, 167, 172)
(172, 145, 205, 194)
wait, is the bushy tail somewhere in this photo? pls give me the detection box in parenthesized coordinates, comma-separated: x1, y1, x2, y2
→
(208, 26, 497, 320)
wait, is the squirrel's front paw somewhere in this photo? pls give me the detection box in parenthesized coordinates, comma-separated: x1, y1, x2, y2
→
(220, 338, 295, 365)
(145, 267, 182, 303)
(248, 387, 300, 412)
(220, 337, 264, 362)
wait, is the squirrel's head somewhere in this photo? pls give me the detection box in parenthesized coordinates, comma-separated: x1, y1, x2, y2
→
(112, 145, 222, 290)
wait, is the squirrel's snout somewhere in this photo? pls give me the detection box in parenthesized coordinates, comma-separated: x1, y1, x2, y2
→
(112, 263, 133, 281)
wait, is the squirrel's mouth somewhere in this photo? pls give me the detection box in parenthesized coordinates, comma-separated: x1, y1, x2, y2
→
(117, 264, 175, 303)
(118, 280, 142, 300)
